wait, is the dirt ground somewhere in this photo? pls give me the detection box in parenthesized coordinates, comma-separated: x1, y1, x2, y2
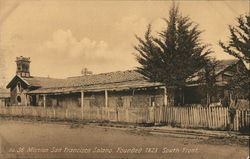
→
(0, 119, 248, 159)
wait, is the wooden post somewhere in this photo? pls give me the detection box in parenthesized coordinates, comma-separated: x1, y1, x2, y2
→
(43, 94, 46, 108)
(25, 94, 28, 106)
(81, 91, 84, 120)
(206, 92, 210, 107)
(105, 90, 108, 119)
(105, 90, 108, 108)
(131, 89, 135, 107)
(159, 86, 168, 123)
(81, 91, 84, 109)
(163, 86, 168, 107)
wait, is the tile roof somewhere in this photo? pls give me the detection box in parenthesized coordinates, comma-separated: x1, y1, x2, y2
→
(22, 76, 65, 88)
(25, 70, 163, 94)
(64, 70, 145, 87)
(24, 70, 145, 89)
(28, 80, 163, 94)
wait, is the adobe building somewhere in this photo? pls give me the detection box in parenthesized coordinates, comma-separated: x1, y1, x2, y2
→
(6, 56, 168, 109)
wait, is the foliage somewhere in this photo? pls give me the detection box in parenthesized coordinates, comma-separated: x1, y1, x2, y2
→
(134, 4, 212, 88)
(202, 58, 219, 105)
(219, 14, 250, 96)
(219, 15, 250, 63)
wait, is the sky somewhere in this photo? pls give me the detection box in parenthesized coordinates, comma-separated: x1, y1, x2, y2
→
(0, 0, 249, 86)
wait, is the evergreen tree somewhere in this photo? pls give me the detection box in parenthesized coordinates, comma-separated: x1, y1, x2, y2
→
(219, 14, 249, 101)
(219, 15, 250, 63)
(134, 4, 212, 105)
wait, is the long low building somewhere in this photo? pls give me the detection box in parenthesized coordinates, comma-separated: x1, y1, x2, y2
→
(6, 56, 168, 109)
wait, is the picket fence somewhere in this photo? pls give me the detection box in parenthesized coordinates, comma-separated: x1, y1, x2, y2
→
(0, 106, 249, 132)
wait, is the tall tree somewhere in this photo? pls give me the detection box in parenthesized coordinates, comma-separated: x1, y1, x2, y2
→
(134, 4, 212, 105)
(219, 15, 250, 63)
(219, 14, 249, 104)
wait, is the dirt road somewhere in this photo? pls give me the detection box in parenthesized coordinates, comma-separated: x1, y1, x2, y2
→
(0, 120, 248, 159)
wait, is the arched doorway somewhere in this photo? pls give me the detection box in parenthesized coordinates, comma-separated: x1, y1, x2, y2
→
(16, 96, 22, 105)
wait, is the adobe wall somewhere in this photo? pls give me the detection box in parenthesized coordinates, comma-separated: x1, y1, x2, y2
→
(36, 87, 165, 109)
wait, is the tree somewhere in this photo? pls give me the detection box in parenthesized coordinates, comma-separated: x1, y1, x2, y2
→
(219, 14, 250, 106)
(219, 15, 250, 63)
(134, 4, 212, 105)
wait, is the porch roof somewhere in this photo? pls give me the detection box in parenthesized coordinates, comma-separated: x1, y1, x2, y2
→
(27, 80, 164, 94)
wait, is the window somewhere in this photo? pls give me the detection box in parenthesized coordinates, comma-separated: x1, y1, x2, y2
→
(22, 64, 26, 71)
(17, 82, 21, 93)
(17, 64, 21, 71)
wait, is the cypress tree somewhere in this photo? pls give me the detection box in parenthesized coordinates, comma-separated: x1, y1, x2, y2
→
(219, 14, 249, 99)
(134, 4, 212, 105)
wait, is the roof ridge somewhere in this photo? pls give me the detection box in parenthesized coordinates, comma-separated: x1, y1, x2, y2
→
(67, 69, 137, 79)
(9, 69, 143, 90)
(27, 76, 64, 80)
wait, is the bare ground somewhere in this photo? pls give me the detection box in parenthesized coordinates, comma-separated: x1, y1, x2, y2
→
(0, 119, 248, 159)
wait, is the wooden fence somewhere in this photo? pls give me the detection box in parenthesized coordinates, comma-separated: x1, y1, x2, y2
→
(0, 106, 249, 132)
(160, 107, 249, 132)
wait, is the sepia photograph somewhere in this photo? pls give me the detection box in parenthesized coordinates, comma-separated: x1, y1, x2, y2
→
(0, 0, 249, 159)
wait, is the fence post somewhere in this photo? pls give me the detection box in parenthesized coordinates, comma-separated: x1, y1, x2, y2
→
(65, 109, 68, 120)
(53, 108, 56, 119)
(21, 106, 24, 117)
(236, 110, 239, 131)
(159, 106, 162, 123)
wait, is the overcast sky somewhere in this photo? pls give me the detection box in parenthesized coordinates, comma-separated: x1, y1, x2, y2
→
(0, 0, 249, 86)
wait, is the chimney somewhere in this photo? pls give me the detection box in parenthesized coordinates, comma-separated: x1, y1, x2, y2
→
(16, 56, 31, 77)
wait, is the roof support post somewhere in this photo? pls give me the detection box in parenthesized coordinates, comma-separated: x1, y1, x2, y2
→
(43, 94, 46, 108)
(81, 91, 84, 120)
(25, 94, 28, 106)
(81, 91, 84, 109)
(105, 90, 108, 108)
(131, 89, 135, 108)
(163, 86, 168, 107)
(160, 86, 168, 123)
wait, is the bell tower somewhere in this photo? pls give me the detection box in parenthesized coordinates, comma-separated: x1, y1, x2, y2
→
(16, 56, 31, 77)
